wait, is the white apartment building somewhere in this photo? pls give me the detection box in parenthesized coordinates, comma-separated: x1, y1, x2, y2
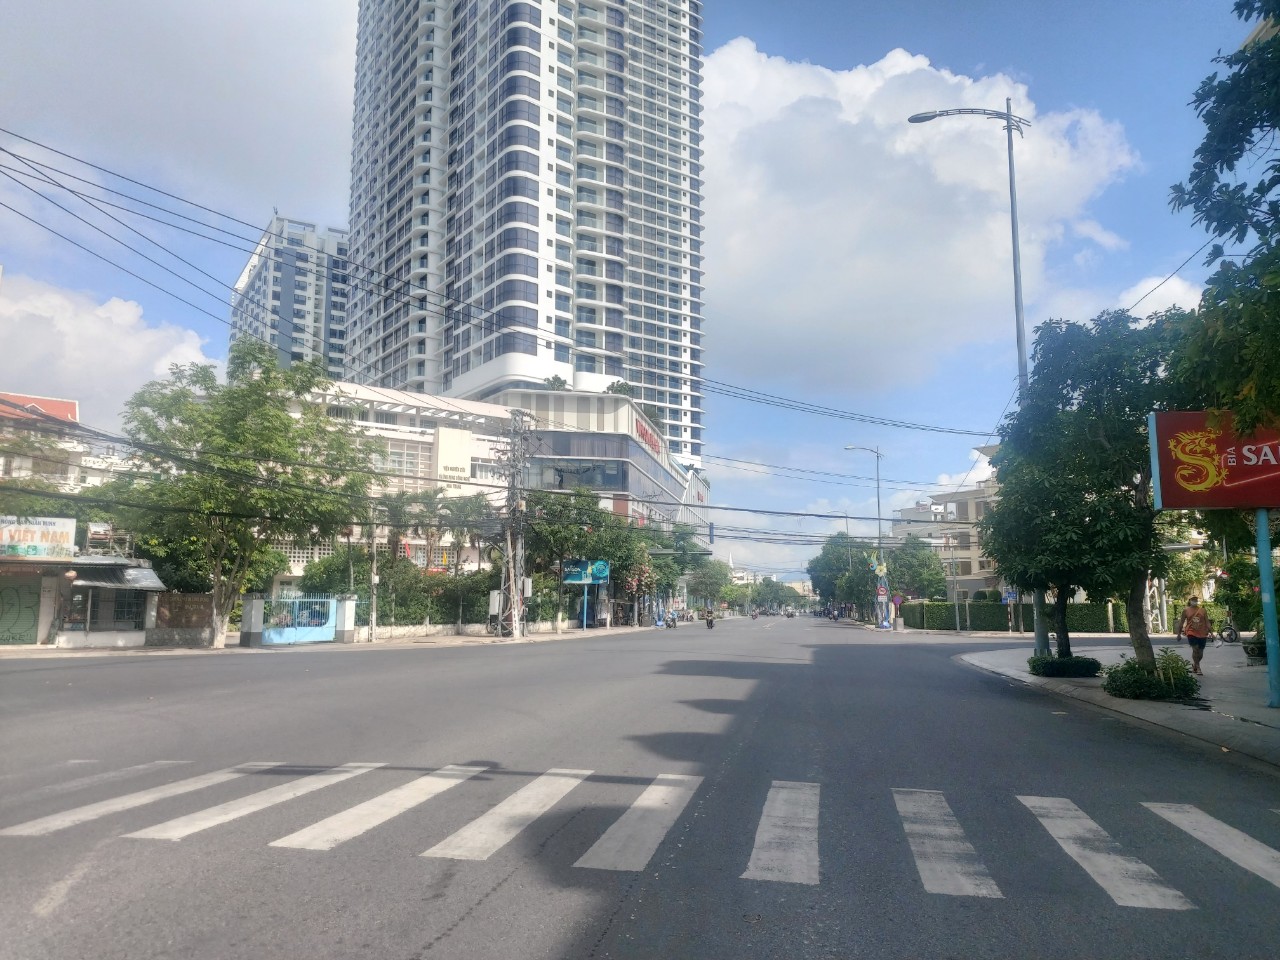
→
(346, 0, 706, 466)
(229, 216, 352, 380)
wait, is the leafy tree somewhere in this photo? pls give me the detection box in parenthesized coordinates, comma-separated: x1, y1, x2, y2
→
(686, 559, 732, 608)
(1169, 1, 1280, 430)
(300, 546, 370, 600)
(107, 342, 373, 637)
(605, 380, 636, 397)
(1215, 553, 1264, 634)
(544, 375, 570, 391)
(1164, 549, 1218, 609)
(751, 577, 804, 611)
(981, 310, 1194, 661)
(807, 532, 876, 613)
(525, 488, 600, 615)
(806, 533, 856, 603)
(888, 535, 946, 599)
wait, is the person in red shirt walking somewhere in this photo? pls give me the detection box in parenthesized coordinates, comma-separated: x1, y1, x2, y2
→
(1176, 597, 1211, 675)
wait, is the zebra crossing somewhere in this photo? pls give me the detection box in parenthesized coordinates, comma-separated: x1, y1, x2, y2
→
(4, 759, 1280, 908)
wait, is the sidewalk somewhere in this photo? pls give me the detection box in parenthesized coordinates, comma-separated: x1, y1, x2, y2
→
(960, 642, 1280, 769)
(0, 623, 661, 659)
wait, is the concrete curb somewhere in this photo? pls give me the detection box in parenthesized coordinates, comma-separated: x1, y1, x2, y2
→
(0, 624, 662, 658)
(958, 650, 1280, 770)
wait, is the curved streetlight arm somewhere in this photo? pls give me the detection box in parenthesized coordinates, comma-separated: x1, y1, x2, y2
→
(908, 106, 1030, 137)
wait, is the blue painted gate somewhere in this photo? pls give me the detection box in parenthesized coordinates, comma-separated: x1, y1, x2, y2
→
(262, 596, 337, 645)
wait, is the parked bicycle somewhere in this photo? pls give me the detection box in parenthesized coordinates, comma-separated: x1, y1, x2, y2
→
(1214, 610, 1240, 646)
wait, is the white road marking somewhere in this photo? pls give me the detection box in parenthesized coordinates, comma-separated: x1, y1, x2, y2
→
(1145, 803, 1280, 889)
(32, 838, 111, 918)
(270, 764, 487, 851)
(9, 761, 193, 805)
(574, 774, 703, 871)
(0, 763, 283, 837)
(1018, 796, 1192, 909)
(124, 763, 384, 841)
(741, 780, 820, 885)
(422, 768, 592, 861)
(893, 788, 1002, 898)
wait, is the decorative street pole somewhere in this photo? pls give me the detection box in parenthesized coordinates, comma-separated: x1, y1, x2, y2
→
(908, 99, 1051, 656)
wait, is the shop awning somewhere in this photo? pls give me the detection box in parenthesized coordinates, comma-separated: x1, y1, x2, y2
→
(73, 566, 168, 591)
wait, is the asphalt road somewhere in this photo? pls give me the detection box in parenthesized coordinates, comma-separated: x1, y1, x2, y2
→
(3, 617, 1279, 960)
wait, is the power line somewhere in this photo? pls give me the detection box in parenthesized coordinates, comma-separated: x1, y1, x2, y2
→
(700, 454, 945, 490)
(1127, 239, 1213, 312)
(0, 127, 1000, 442)
(3, 397, 975, 531)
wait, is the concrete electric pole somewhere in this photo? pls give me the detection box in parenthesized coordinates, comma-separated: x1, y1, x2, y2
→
(498, 410, 533, 637)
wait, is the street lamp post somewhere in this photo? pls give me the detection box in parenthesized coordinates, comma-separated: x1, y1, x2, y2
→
(908, 98, 1051, 656)
(846, 445, 890, 628)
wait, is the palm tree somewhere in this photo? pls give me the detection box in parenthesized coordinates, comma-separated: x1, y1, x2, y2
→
(381, 487, 444, 566)
(439, 493, 496, 626)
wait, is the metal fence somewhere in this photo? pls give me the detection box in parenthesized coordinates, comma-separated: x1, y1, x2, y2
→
(262, 594, 337, 644)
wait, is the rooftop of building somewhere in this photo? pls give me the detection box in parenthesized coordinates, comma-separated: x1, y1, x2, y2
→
(0, 392, 80, 424)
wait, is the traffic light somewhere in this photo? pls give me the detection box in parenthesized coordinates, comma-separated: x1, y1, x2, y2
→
(708, 522, 714, 544)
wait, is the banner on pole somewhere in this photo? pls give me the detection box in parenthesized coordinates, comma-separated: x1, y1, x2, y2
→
(1149, 411, 1280, 510)
(563, 559, 610, 584)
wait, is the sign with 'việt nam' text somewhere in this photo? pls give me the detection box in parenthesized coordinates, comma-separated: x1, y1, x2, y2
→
(1, 517, 77, 558)
(1150, 411, 1280, 510)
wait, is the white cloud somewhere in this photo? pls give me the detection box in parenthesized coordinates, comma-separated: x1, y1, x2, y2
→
(0, 1, 356, 226)
(933, 451, 994, 488)
(702, 39, 1139, 395)
(1072, 219, 1129, 251)
(0, 271, 215, 429)
(1116, 274, 1203, 315)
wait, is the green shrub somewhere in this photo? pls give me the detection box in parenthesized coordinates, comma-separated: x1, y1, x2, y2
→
(1027, 655, 1102, 677)
(1101, 648, 1199, 700)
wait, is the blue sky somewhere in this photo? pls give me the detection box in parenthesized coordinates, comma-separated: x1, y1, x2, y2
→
(0, 1, 1253, 578)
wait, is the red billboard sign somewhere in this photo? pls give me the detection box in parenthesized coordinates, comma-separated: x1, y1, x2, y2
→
(634, 416, 662, 458)
(1150, 411, 1280, 510)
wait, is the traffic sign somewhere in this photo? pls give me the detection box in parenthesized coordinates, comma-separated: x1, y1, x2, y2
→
(876, 585, 888, 598)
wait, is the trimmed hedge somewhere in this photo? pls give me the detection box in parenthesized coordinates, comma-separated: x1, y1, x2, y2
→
(900, 600, 1130, 633)
(1027, 655, 1102, 678)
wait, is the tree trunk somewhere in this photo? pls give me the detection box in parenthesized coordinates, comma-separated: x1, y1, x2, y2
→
(210, 592, 231, 649)
(1126, 571, 1157, 667)
(1054, 589, 1072, 658)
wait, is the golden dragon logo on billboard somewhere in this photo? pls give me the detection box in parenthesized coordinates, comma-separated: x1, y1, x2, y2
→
(1167, 427, 1227, 493)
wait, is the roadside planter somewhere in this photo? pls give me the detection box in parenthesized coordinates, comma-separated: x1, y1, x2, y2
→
(1242, 631, 1269, 667)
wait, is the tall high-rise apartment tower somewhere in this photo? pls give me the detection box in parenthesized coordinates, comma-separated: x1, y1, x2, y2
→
(230, 216, 351, 381)
(347, 0, 706, 464)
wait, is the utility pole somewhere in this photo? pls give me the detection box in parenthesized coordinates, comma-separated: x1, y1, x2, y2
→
(369, 520, 378, 643)
(498, 410, 533, 637)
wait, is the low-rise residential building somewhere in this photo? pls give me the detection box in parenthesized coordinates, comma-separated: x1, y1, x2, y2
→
(891, 471, 1001, 601)
(0, 392, 132, 491)
(1, 516, 168, 647)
